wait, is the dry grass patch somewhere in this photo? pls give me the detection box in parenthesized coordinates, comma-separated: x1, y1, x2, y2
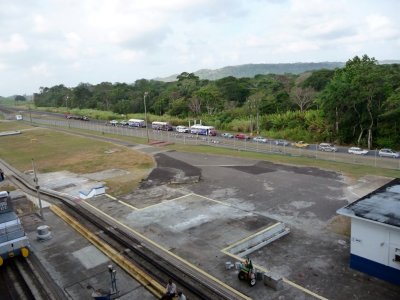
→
(0, 127, 154, 196)
(0, 120, 33, 131)
(105, 168, 150, 196)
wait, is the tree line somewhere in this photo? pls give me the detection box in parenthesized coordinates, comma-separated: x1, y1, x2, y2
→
(33, 55, 400, 149)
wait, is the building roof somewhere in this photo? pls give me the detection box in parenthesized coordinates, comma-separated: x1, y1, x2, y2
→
(337, 178, 400, 228)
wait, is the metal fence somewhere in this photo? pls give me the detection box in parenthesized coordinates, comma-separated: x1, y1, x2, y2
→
(20, 115, 400, 171)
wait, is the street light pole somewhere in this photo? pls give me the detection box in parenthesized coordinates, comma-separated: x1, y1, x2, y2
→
(143, 92, 150, 143)
(32, 159, 44, 220)
(29, 105, 32, 124)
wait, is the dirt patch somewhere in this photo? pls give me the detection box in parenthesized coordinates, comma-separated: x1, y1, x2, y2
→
(9, 191, 37, 217)
(104, 148, 121, 154)
(121, 185, 189, 208)
(140, 152, 201, 188)
(105, 168, 150, 196)
(327, 215, 351, 236)
(226, 164, 274, 175)
(0, 181, 16, 192)
(256, 160, 341, 179)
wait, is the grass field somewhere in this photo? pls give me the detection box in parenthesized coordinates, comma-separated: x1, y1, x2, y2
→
(0, 121, 154, 196)
(37, 121, 400, 180)
(0, 120, 34, 131)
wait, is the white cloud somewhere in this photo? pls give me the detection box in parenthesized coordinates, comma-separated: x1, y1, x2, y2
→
(69, 62, 81, 69)
(277, 40, 320, 54)
(32, 14, 49, 33)
(0, 62, 8, 70)
(0, 34, 28, 53)
(113, 49, 144, 63)
(365, 14, 399, 40)
(59, 32, 83, 60)
(31, 63, 51, 76)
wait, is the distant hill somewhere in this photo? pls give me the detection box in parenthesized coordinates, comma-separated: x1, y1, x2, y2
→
(155, 62, 345, 82)
(155, 60, 400, 82)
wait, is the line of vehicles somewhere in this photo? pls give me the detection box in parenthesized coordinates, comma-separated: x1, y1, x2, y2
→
(106, 119, 218, 136)
(0, 191, 30, 266)
(92, 118, 400, 158)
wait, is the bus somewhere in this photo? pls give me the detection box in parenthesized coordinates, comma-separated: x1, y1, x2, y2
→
(128, 119, 146, 127)
(152, 121, 173, 131)
(190, 124, 217, 136)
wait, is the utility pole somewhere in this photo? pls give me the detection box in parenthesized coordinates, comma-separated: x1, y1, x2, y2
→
(143, 92, 150, 143)
(29, 105, 32, 124)
(32, 159, 44, 220)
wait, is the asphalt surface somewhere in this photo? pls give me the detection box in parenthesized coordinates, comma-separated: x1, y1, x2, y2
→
(108, 150, 400, 300)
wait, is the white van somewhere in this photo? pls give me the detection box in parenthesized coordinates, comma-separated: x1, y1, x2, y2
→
(176, 126, 189, 133)
(15, 115, 23, 121)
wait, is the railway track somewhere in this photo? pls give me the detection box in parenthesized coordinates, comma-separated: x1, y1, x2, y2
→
(0, 255, 60, 300)
(0, 258, 35, 300)
(0, 159, 250, 300)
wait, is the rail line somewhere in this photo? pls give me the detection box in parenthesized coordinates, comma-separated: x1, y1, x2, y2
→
(0, 256, 59, 300)
(0, 258, 35, 300)
(0, 159, 251, 300)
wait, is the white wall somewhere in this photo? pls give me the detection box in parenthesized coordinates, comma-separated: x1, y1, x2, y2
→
(351, 218, 400, 270)
(389, 230, 400, 270)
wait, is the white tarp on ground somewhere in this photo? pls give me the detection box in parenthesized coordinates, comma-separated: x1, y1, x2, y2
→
(79, 186, 106, 199)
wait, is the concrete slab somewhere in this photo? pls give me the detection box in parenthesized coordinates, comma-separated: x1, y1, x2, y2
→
(36, 171, 106, 198)
(72, 245, 109, 269)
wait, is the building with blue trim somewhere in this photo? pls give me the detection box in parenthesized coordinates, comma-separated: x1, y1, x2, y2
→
(337, 178, 400, 286)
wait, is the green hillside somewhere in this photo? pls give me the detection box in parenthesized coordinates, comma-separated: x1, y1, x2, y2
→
(156, 62, 345, 81)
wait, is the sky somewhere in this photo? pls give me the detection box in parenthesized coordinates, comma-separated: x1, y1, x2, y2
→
(0, 0, 399, 96)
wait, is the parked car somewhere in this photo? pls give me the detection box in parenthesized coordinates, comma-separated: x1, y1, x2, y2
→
(378, 148, 399, 158)
(66, 114, 89, 121)
(176, 125, 189, 133)
(109, 120, 118, 126)
(318, 143, 337, 152)
(275, 139, 290, 146)
(119, 120, 129, 126)
(253, 136, 268, 143)
(348, 147, 369, 155)
(221, 132, 234, 138)
(235, 133, 251, 140)
(293, 141, 309, 148)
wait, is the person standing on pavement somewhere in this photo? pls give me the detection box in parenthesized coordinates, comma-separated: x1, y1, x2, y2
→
(177, 290, 186, 300)
(162, 279, 176, 299)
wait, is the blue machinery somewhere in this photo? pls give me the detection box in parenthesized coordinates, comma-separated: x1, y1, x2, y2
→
(0, 191, 30, 266)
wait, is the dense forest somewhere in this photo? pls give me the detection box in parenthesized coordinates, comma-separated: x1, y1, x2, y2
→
(33, 55, 400, 149)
